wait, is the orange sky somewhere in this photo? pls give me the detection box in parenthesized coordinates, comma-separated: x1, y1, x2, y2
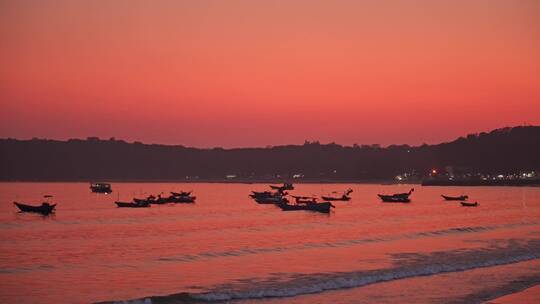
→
(1, 0, 539, 147)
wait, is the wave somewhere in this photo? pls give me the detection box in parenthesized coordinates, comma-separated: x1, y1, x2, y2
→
(110, 238, 540, 303)
(157, 220, 540, 263)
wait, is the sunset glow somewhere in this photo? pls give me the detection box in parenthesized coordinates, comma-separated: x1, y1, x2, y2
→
(1, 0, 539, 147)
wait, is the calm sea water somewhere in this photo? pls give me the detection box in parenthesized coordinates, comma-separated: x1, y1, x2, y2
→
(0, 183, 539, 304)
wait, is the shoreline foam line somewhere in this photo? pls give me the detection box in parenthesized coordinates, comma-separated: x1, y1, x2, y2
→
(104, 239, 540, 303)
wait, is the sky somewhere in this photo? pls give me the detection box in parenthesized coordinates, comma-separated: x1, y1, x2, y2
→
(1, 0, 539, 148)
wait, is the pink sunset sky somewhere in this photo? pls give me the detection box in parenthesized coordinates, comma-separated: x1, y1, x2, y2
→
(1, 0, 539, 147)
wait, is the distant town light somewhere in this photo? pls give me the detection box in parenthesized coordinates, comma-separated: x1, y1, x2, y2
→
(432, 169, 437, 174)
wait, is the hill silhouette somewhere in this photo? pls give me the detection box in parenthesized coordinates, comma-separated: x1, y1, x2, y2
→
(1, 126, 539, 181)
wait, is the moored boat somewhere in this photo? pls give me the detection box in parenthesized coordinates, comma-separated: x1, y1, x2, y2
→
(133, 197, 155, 204)
(278, 201, 334, 213)
(378, 188, 414, 202)
(380, 196, 410, 203)
(171, 191, 191, 197)
(250, 189, 287, 201)
(168, 195, 196, 203)
(322, 189, 353, 201)
(461, 201, 478, 207)
(250, 192, 287, 199)
(115, 201, 150, 208)
(14, 202, 56, 215)
(150, 195, 170, 204)
(90, 182, 112, 194)
(255, 196, 288, 204)
(143, 192, 196, 204)
(442, 194, 468, 201)
(269, 183, 294, 191)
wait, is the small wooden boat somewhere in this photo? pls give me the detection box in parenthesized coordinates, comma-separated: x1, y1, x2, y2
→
(168, 195, 196, 203)
(380, 196, 410, 203)
(269, 183, 294, 191)
(461, 201, 478, 207)
(255, 196, 288, 204)
(250, 190, 287, 199)
(321, 195, 351, 201)
(378, 188, 414, 202)
(251, 191, 275, 197)
(395, 188, 414, 198)
(322, 189, 353, 201)
(115, 201, 150, 208)
(133, 197, 154, 204)
(442, 195, 468, 201)
(14, 202, 56, 215)
(149, 196, 169, 204)
(171, 191, 191, 197)
(278, 201, 334, 213)
(90, 182, 112, 194)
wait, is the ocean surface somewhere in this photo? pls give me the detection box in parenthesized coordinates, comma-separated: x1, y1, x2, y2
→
(0, 182, 539, 304)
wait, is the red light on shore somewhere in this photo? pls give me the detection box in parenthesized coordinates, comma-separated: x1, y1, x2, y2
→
(432, 169, 437, 174)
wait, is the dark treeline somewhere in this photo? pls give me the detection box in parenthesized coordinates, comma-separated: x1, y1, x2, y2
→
(0, 126, 539, 181)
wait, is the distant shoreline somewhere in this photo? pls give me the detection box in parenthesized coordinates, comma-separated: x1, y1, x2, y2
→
(1, 179, 540, 187)
(2, 126, 539, 183)
(0, 178, 404, 184)
(422, 179, 540, 187)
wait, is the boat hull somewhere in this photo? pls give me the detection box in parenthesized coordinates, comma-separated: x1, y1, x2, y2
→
(90, 183, 112, 194)
(115, 201, 150, 208)
(278, 202, 333, 213)
(442, 195, 468, 201)
(321, 196, 351, 201)
(254, 197, 287, 204)
(380, 197, 410, 203)
(168, 196, 196, 203)
(171, 191, 191, 197)
(461, 202, 478, 207)
(14, 202, 56, 215)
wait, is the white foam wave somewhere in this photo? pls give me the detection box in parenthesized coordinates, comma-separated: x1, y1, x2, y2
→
(192, 244, 540, 301)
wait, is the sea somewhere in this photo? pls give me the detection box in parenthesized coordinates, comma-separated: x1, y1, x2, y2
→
(0, 182, 539, 304)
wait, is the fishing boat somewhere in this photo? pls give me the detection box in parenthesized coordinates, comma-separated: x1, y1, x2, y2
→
(133, 197, 156, 204)
(378, 188, 414, 200)
(171, 191, 191, 197)
(168, 195, 196, 203)
(269, 183, 294, 191)
(380, 196, 411, 203)
(278, 201, 334, 213)
(377, 188, 414, 202)
(461, 201, 478, 207)
(14, 202, 56, 215)
(90, 182, 112, 194)
(115, 201, 150, 208)
(255, 196, 289, 204)
(250, 188, 289, 204)
(442, 194, 469, 201)
(322, 189, 353, 201)
(250, 191, 271, 198)
(250, 190, 287, 199)
(149, 195, 169, 204)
